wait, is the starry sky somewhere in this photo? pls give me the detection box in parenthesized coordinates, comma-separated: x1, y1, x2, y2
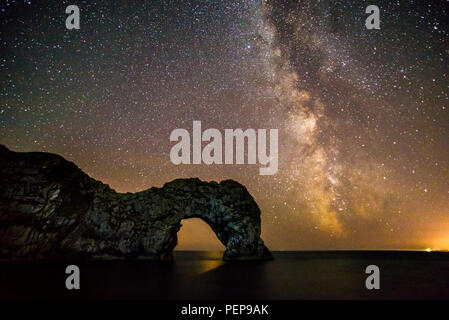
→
(1, 0, 448, 251)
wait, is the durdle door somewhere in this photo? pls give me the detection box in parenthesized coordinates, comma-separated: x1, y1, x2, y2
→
(0, 145, 272, 261)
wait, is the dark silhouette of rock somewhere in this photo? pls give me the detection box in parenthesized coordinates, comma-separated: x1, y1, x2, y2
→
(0, 145, 272, 261)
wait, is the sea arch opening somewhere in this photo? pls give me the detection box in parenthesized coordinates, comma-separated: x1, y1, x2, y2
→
(175, 218, 226, 252)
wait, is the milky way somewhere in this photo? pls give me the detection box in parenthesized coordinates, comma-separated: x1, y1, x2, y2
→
(1, 0, 448, 250)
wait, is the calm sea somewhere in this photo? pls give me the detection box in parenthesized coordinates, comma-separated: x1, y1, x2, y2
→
(1, 251, 448, 299)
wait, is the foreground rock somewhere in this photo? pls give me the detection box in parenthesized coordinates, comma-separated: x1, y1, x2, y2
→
(0, 145, 272, 261)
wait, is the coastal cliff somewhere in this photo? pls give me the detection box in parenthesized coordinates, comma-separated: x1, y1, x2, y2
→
(0, 145, 272, 261)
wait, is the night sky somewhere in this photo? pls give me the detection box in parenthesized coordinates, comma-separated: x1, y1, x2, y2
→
(1, 0, 448, 250)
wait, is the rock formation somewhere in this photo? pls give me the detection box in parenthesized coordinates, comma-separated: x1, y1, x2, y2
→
(0, 145, 272, 261)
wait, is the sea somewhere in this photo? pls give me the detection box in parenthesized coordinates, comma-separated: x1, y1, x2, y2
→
(1, 251, 449, 300)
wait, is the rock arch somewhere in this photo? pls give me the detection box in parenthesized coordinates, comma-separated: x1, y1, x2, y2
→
(0, 145, 272, 261)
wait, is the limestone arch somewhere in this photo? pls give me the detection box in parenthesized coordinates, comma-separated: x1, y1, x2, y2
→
(0, 144, 272, 261)
(156, 179, 273, 261)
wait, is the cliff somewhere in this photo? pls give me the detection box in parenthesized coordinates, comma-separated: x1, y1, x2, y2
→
(0, 145, 272, 261)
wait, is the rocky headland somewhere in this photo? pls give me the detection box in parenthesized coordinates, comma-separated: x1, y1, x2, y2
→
(0, 145, 272, 261)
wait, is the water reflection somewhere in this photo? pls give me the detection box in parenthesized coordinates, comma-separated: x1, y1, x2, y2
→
(1, 251, 448, 299)
(173, 251, 225, 276)
(196, 259, 225, 275)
